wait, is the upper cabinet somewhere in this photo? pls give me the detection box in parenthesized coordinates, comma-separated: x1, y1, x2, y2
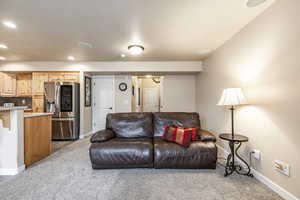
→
(63, 72, 79, 82)
(48, 72, 79, 83)
(0, 71, 79, 98)
(17, 73, 32, 97)
(32, 72, 49, 96)
(48, 73, 65, 82)
(0, 72, 17, 97)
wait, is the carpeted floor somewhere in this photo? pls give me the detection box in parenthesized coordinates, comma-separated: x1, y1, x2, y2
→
(0, 138, 283, 200)
(52, 141, 74, 153)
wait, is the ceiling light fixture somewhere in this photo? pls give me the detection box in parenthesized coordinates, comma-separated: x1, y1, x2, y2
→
(145, 75, 152, 78)
(78, 42, 93, 49)
(246, 0, 267, 7)
(68, 56, 75, 61)
(0, 56, 6, 61)
(121, 54, 126, 58)
(128, 45, 144, 55)
(2, 21, 17, 29)
(0, 44, 8, 49)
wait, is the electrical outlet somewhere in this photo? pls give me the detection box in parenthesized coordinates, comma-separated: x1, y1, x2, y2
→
(274, 160, 290, 177)
(252, 149, 261, 160)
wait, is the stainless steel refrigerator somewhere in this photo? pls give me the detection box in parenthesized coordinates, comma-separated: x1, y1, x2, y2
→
(44, 82, 80, 141)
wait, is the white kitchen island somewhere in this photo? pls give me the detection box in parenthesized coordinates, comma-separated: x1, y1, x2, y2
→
(0, 107, 26, 175)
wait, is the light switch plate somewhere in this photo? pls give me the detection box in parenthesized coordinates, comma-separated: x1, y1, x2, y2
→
(274, 160, 290, 177)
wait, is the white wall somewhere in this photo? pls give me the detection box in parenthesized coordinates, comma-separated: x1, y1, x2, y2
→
(114, 75, 132, 113)
(162, 75, 196, 112)
(196, 0, 300, 199)
(0, 110, 25, 175)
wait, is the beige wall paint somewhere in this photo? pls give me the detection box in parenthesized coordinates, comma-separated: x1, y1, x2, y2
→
(163, 75, 196, 112)
(196, 0, 300, 198)
(80, 72, 93, 137)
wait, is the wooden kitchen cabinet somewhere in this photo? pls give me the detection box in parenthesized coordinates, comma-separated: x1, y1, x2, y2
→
(48, 72, 64, 82)
(32, 97, 44, 113)
(48, 72, 79, 82)
(0, 72, 3, 95)
(16, 73, 32, 96)
(24, 115, 52, 167)
(63, 72, 79, 82)
(32, 72, 48, 96)
(0, 72, 17, 97)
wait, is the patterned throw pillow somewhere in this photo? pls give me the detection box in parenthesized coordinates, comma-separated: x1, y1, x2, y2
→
(162, 126, 198, 148)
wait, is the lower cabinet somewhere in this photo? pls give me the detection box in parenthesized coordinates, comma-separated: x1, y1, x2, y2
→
(24, 115, 52, 167)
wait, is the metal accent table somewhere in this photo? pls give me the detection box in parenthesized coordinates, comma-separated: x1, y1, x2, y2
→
(219, 133, 253, 177)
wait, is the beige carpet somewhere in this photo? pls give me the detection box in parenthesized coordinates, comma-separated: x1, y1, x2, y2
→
(0, 138, 283, 200)
(52, 141, 74, 153)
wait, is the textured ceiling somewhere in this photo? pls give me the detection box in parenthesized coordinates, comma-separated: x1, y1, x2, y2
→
(0, 0, 274, 62)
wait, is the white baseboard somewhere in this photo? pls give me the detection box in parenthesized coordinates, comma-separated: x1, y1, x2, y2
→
(0, 165, 25, 176)
(251, 168, 298, 200)
(217, 145, 299, 200)
(79, 131, 94, 139)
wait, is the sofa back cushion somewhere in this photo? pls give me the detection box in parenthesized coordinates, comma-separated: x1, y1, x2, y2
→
(106, 113, 153, 138)
(153, 112, 200, 137)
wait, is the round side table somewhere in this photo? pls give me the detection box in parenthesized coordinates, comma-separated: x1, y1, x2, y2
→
(219, 133, 253, 177)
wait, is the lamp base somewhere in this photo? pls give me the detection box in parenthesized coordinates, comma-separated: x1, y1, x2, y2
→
(219, 133, 253, 177)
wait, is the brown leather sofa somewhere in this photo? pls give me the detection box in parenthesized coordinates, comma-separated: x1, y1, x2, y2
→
(89, 112, 217, 169)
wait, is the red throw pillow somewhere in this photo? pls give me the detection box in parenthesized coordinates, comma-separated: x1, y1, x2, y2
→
(163, 126, 198, 140)
(162, 126, 197, 148)
(189, 127, 198, 141)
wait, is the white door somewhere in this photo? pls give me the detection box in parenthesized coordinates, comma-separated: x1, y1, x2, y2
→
(92, 76, 114, 132)
(143, 87, 160, 112)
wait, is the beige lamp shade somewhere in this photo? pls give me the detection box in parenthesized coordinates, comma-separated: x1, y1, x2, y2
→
(217, 88, 248, 106)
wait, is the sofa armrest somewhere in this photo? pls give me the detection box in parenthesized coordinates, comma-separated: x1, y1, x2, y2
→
(90, 129, 115, 143)
(198, 129, 216, 142)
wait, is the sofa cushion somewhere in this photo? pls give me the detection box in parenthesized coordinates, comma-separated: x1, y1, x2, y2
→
(154, 137, 217, 169)
(89, 138, 153, 169)
(106, 113, 153, 138)
(153, 112, 201, 137)
(90, 129, 115, 143)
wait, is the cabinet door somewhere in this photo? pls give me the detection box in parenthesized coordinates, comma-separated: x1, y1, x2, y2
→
(32, 73, 48, 96)
(64, 72, 79, 82)
(17, 73, 32, 96)
(32, 97, 44, 113)
(48, 73, 64, 82)
(0, 72, 3, 95)
(1, 73, 16, 96)
(24, 115, 51, 167)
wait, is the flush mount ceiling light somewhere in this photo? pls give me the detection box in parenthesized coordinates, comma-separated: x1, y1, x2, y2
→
(246, 0, 267, 7)
(68, 56, 75, 61)
(128, 45, 144, 55)
(0, 44, 8, 49)
(2, 21, 17, 29)
(120, 54, 126, 58)
(0, 56, 6, 60)
(78, 42, 93, 49)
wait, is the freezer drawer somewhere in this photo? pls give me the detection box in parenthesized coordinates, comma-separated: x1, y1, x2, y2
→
(52, 118, 79, 140)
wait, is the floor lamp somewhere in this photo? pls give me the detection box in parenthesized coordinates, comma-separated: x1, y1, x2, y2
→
(217, 88, 248, 139)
